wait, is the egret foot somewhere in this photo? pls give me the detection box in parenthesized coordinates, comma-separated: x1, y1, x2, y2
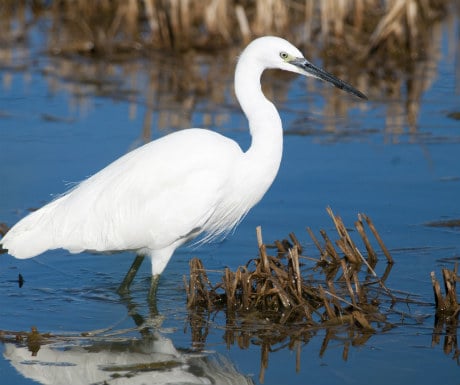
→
(117, 254, 145, 294)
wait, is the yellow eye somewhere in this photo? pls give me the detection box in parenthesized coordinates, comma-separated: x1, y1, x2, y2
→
(280, 52, 289, 60)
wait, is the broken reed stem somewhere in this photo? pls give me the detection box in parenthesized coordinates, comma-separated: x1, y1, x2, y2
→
(353, 271, 365, 304)
(327, 207, 361, 264)
(340, 259, 358, 308)
(326, 280, 342, 312)
(322, 290, 363, 314)
(186, 258, 213, 309)
(442, 268, 458, 309)
(256, 226, 270, 273)
(319, 285, 335, 319)
(320, 229, 341, 262)
(355, 218, 378, 264)
(274, 240, 287, 253)
(289, 247, 302, 297)
(289, 232, 302, 254)
(431, 268, 460, 315)
(360, 214, 394, 264)
(306, 226, 326, 260)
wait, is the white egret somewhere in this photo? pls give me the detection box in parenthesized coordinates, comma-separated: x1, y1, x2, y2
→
(1, 36, 366, 299)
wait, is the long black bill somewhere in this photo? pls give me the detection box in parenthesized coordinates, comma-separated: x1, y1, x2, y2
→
(291, 58, 367, 100)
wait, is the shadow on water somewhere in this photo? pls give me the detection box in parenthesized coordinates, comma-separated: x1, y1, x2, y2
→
(1, 1, 460, 384)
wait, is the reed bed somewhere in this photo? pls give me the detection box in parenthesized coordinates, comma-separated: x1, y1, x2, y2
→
(185, 208, 397, 327)
(184, 207, 459, 381)
(0, 0, 452, 53)
(0, 0, 456, 139)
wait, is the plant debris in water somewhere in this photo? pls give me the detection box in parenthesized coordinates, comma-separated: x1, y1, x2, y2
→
(185, 207, 460, 381)
(431, 265, 460, 363)
(185, 207, 396, 329)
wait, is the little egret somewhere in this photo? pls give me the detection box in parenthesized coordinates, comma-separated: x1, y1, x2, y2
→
(1, 36, 366, 299)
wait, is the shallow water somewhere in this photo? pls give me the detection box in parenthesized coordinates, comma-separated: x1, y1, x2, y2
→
(1, 10, 460, 385)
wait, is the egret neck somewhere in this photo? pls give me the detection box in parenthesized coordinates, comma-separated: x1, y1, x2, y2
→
(235, 50, 283, 200)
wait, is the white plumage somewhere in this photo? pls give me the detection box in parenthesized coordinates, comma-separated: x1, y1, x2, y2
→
(1, 36, 365, 291)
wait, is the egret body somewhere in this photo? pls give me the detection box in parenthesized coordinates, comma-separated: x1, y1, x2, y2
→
(1, 37, 366, 296)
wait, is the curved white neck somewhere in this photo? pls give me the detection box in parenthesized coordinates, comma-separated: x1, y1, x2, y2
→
(234, 54, 283, 190)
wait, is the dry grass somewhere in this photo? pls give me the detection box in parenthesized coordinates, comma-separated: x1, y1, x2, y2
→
(185, 208, 397, 323)
(184, 208, 429, 381)
(0, 0, 456, 139)
(184, 208, 460, 380)
(0, 0, 451, 52)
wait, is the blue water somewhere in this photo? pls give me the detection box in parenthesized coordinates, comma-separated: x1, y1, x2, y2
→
(1, 12, 460, 385)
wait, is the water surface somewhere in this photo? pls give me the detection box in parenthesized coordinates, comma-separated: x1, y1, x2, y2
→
(1, 11, 459, 385)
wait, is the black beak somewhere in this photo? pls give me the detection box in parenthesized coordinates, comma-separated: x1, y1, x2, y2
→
(291, 58, 367, 100)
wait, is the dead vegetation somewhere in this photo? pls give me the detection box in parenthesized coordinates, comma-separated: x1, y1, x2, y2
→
(431, 266, 459, 316)
(0, 1, 456, 139)
(186, 208, 395, 326)
(185, 207, 460, 381)
(0, 0, 451, 54)
(431, 265, 460, 363)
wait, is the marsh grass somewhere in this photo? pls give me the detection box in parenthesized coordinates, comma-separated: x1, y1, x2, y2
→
(0, 0, 451, 52)
(184, 208, 443, 381)
(184, 208, 460, 380)
(185, 208, 399, 323)
(0, 0, 457, 139)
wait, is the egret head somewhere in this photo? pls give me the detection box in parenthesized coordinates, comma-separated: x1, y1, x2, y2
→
(247, 36, 367, 100)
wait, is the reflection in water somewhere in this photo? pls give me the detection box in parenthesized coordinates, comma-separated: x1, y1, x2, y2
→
(3, 292, 254, 385)
(0, 2, 458, 143)
(4, 333, 254, 385)
(432, 314, 460, 364)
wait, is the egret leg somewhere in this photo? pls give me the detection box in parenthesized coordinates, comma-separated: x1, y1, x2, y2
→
(146, 274, 160, 315)
(117, 255, 145, 294)
(148, 274, 160, 301)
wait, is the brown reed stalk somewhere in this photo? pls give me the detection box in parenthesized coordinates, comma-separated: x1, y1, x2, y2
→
(289, 232, 303, 254)
(320, 229, 341, 262)
(360, 214, 394, 264)
(256, 226, 270, 273)
(431, 266, 460, 315)
(306, 226, 326, 260)
(442, 267, 458, 311)
(355, 217, 378, 264)
(340, 258, 358, 308)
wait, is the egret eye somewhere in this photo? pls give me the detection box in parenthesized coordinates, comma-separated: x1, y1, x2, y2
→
(280, 52, 289, 60)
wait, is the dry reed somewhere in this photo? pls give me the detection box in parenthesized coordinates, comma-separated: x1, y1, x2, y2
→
(0, 0, 451, 52)
(184, 208, 460, 379)
(184, 208, 415, 381)
(185, 208, 396, 323)
(0, 0, 455, 140)
(430, 265, 460, 363)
